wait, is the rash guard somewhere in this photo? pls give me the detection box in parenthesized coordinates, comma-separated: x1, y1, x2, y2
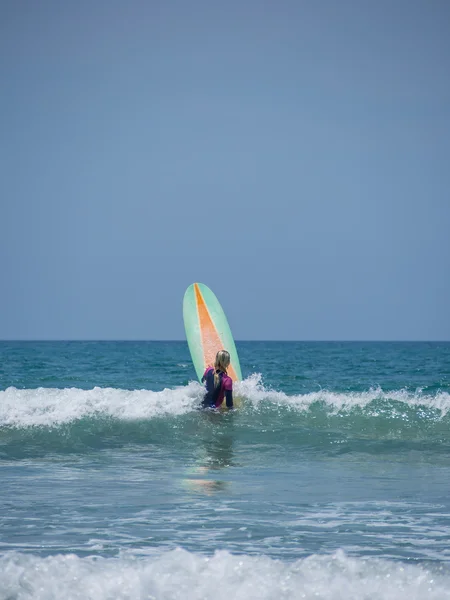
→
(201, 367, 233, 409)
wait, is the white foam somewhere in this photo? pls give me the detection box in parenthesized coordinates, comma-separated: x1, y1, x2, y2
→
(1, 377, 449, 429)
(236, 374, 450, 416)
(1, 549, 449, 600)
(0, 383, 204, 428)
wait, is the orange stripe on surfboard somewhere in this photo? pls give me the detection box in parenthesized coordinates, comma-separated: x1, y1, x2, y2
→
(194, 283, 238, 381)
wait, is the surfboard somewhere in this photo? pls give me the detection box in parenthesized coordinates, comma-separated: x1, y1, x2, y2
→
(183, 283, 242, 398)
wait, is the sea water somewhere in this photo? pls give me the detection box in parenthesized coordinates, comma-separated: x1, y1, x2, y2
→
(1, 341, 450, 599)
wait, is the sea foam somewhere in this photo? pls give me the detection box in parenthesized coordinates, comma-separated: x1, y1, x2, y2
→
(1, 549, 449, 600)
(1, 376, 450, 430)
(0, 383, 202, 428)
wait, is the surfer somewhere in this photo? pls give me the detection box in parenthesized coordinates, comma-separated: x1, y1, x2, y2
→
(201, 350, 234, 409)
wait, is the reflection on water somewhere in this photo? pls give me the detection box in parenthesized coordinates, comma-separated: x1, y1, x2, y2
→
(201, 435, 235, 470)
(183, 478, 229, 495)
(183, 412, 236, 495)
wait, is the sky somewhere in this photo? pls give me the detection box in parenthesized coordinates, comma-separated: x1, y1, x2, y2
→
(1, 0, 449, 340)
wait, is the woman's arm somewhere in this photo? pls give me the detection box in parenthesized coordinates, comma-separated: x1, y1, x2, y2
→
(225, 389, 233, 409)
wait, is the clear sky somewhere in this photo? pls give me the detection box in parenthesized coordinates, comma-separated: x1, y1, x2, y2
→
(1, 0, 449, 340)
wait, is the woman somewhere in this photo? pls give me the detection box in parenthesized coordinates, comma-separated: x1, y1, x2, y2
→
(201, 350, 234, 409)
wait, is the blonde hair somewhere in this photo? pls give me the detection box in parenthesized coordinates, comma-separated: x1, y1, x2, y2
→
(214, 350, 230, 388)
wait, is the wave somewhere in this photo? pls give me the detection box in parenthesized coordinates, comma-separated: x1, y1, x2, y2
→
(1, 548, 449, 600)
(1, 375, 450, 426)
(1, 377, 450, 457)
(0, 382, 203, 428)
(239, 374, 450, 415)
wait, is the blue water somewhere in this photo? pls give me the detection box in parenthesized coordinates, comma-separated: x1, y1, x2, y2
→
(1, 341, 450, 599)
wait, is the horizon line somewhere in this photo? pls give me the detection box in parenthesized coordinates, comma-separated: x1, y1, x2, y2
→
(0, 339, 449, 344)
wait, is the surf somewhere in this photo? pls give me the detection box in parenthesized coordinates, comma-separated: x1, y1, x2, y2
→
(1, 378, 450, 447)
(1, 548, 449, 600)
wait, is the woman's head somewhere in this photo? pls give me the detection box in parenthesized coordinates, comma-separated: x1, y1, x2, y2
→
(214, 350, 230, 373)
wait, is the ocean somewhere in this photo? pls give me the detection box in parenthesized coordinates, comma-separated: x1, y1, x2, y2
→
(1, 341, 450, 599)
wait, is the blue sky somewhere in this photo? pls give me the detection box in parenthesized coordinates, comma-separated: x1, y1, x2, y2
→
(1, 0, 449, 340)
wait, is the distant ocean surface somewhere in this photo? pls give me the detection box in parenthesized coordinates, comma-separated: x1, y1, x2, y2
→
(1, 341, 450, 599)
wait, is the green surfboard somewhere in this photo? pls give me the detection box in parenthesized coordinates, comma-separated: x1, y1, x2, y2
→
(183, 282, 242, 384)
